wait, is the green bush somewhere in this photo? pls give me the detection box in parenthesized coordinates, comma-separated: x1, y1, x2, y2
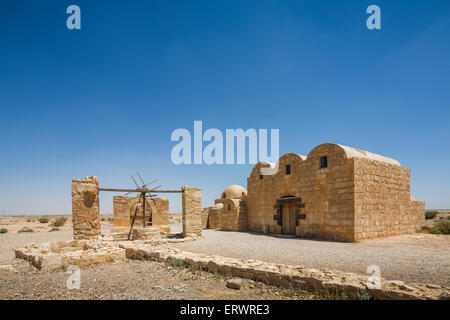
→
(430, 220, 450, 235)
(51, 217, 67, 227)
(0, 228, 7, 234)
(425, 211, 438, 219)
(18, 227, 34, 233)
(49, 227, 60, 232)
(38, 217, 49, 223)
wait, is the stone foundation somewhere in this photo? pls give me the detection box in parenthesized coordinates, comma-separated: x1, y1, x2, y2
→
(131, 226, 161, 240)
(71, 176, 101, 240)
(125, 245, 448, 300)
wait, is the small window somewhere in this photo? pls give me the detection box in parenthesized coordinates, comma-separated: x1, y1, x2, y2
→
(286, 164, 291, 175)
(320, 156, 328, 169)
(260, 174, 263, 179)
(228, 204, 231, 211)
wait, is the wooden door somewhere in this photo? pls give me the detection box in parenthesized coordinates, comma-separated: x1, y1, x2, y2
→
(288, 203, 296, 234)
(282, 204, 290, 234)
(282, 203, 296, 235)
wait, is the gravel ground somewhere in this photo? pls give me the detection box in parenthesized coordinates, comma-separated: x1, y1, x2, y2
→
(0, 259, 312, 300)
(163, 230, 450, 286)
(0, 231, 74, 264)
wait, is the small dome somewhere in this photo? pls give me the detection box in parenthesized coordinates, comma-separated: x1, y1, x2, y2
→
(214, 203, 224, 209)
(221, 185, 247, 199)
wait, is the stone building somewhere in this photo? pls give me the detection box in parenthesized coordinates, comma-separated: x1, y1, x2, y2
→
(207, 203, 223, 229)
(72, 177, 203, 238)
(245, 143, 424, 242)
(203, 185, 248, 231)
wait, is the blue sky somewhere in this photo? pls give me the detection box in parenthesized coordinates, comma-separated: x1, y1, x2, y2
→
(0, 0, 449, 214)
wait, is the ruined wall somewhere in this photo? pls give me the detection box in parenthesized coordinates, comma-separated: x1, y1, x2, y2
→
(353, 158, 424, 241)
(247, 144, 356, 242)
(72, 176, 101, 240)
(113, 196, 170, 232)
(113, 196, 130, 227)
(208, 203, 223, 229)
(151, 198, 170, 233)
(182, 186, 202, 237)
(201, 208, 209, 229)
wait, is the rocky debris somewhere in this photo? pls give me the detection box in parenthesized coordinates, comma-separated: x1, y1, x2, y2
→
(15, 234, 199, 271)
(15, 238, 126, 271)
(438, 292, 450, 300)
(226, 278, 242, 290)
(125, 245, 448, 300)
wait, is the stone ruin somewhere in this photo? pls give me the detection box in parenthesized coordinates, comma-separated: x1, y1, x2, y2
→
(72, 176, 101, 239)
(71, 177, 202, 240)
(113, 195, 170, 232)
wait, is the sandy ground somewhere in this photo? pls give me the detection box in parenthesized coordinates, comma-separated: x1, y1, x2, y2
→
(0, 214, 116, 234)
(164, 230, 450, 286)
(0, 258, 316, 300)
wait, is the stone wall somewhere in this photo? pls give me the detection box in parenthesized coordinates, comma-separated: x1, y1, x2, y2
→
(182, 186, 202, 237)
(151, 198, 170, 232)
(201, 208, 209, 229)
(208, 203, 223, 229)
(72, 176, 101, 240)
(353, 158, 425, 241)
(113, 196, 130, 227)
(113, 196, 170, 232)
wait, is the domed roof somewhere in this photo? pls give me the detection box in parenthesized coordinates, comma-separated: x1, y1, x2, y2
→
(221, 185, 247, 199)
(214, 203, 224, 209)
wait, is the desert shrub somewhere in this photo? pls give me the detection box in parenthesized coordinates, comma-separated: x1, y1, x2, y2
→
(168, 258, 185, 268)
(38, 217, 49, 223)
(430, 220, 450, 235)
(26, 219, 31, 222)
(0, 228, 7, 234)
(49, 227, 60, 232)
(18, 227, 34, 233)
(313, 289, 349, 300)
(51, 217, 67, 227)
(425, 211, 438, 219)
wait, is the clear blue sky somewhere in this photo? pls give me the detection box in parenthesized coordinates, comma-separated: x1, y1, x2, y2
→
(1, 1, 449, 214)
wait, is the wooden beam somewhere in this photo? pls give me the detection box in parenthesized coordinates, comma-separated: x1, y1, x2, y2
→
(98, 188, 182, 193)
